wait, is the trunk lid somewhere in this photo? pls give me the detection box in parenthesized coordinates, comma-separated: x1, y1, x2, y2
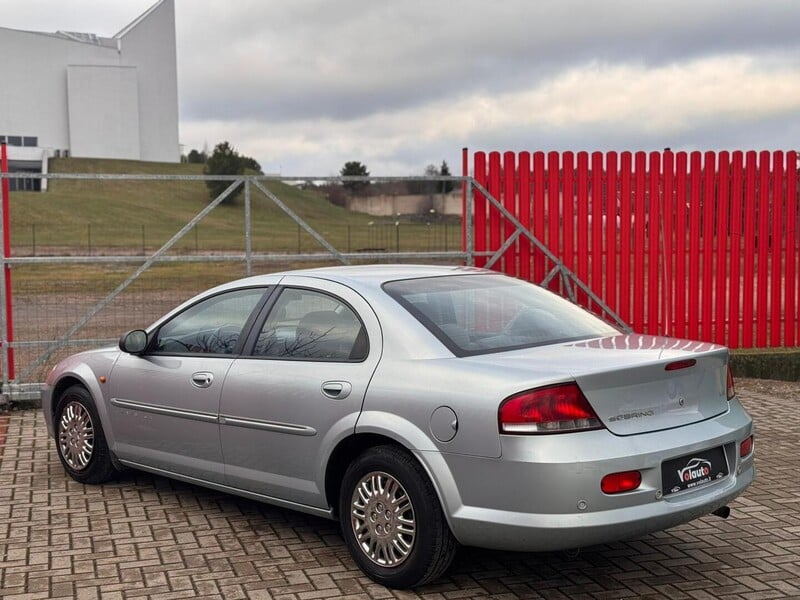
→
(470, 334, 730, 436)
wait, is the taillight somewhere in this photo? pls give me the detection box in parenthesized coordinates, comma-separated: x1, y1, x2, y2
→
(601, 470, 642, 494)
(499, 382, 602, 434)
(740, 435, 753, 457)
(727, 366, 735, 400)
(665, 358, 696, 371)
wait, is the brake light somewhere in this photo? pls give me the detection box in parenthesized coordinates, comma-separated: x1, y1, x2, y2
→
(499, 382, 602, 434)
(601, 470, 642, 494)
(727, 366, 735, 400)
(665, 358, 696, 371)
(740, 435, 753, 457)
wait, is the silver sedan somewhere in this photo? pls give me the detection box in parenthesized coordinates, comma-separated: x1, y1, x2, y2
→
(42, 265, 755, 588)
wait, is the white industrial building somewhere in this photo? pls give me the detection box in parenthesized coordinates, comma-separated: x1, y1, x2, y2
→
(0, 0, 179, 189)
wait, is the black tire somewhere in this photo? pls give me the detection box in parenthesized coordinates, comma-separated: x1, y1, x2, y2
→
(54, 384, 118, 484)
(339, 445, 457, 588)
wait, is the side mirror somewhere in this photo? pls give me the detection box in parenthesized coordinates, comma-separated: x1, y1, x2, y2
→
(119, 329, 148, 354)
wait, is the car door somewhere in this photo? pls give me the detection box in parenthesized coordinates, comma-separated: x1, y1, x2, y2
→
(107, 286, 269, 483)
(220, 277, 382, 508)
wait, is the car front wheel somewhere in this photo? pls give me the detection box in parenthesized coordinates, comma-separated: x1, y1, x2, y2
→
(339, 445, 457, 588)
(54, 384, 117, 484)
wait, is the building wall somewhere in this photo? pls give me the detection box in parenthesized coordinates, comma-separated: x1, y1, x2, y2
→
(0, 28, 119, 153)
(0, 0, 179, 162)
(118, 0, 180, 162)
(67, 65, 140, 159)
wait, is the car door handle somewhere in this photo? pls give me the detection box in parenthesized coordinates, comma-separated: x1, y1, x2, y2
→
(191, 372, 214, 388)
(321, 381, 352, 400)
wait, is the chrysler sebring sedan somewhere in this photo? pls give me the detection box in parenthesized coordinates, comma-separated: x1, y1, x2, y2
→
(43, 265, 755, 588)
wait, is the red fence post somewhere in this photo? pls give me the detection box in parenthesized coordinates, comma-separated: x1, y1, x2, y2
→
(605, 152, 618, 313)
(786, 151, 798, 347)
(619, 152, 632, 326)
(502, 151, 517, 275)
(728, 151, 744, 349)
(742, 151, 758, 348)
(518, 151, 531, 281)
(648, 151, 661, 335)
(591, 152, 604, 314)
(770, 151, 784, 347)
(563, 152, 576, 280)
(488, 152, 502, 268)
(0, 143, 14, 381)
(701, 151, 716, 342)
(687, 152, 702, 340)
(547, 151, 560, 292)
(674, 152, 688, 339)
(473, 152, 487, 268)
(756, 151, 771, 347)
(633, 151, 647, 332)
(715, 152, 730, 345)
(576, 152, 590, 307)
(532, 152, 546, 283)
(662, 150, 675, 336)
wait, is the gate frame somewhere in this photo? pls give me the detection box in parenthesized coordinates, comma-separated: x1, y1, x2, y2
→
(0, 170, 468, 404)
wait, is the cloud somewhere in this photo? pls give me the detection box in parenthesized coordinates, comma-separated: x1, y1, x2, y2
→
(183, 53, 800, 174)
(3, 0, 800, 174)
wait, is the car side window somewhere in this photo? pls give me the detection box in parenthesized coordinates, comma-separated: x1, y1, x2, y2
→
(253, 288, 368, 361)
(154, 288, 265, 355)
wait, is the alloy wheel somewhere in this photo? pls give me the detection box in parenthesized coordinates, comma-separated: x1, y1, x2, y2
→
(350, 471, 416, 567)
(58, 401, 94, 471)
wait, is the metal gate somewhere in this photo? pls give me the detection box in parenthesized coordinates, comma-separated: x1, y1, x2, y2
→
(0, 165, 468, 405)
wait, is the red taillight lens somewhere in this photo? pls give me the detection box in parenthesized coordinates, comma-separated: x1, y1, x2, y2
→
(740, 435, 754, 457)
(499, 382, 602, 434)
(665, 358, 697, 371)
(727, 366, 736, 400)
(601, 470, 642, 494)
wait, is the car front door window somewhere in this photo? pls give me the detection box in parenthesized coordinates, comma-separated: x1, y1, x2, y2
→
(155, 288, 265, 355)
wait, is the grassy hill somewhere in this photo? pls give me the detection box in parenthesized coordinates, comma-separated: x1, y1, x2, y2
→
(10, 157, 381, 254)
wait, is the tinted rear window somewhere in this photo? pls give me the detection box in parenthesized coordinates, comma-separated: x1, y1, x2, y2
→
(383, 274, 617, 356)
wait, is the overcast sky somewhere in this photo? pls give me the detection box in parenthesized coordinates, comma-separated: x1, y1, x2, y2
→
(4, 0, 800, 175)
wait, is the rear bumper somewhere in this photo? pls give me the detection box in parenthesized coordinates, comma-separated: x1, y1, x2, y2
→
(422, 398, 754, 552)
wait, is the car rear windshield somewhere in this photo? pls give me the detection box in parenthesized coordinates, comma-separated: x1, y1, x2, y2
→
(383, 274, 618, 356)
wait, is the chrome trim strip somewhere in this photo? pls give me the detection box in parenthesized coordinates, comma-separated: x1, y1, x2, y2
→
(118, 459, 333, 520)
(219, 414, 317, 436)
(109, 398, 218, 423)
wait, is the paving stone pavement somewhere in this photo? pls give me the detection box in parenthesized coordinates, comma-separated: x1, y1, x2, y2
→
(1, 388, 798, 600)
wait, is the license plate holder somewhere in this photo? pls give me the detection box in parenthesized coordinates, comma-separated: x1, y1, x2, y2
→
(662, 446, 729, 496)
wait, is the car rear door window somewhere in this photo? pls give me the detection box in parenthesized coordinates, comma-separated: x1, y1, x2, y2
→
(252, 288, 368, 361)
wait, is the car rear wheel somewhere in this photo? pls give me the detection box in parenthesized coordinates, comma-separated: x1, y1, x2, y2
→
(54, 385, 117, 484)
(339, 445, 457, 588)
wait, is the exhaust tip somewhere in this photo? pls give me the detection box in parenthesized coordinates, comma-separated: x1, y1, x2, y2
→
(712, 506, 731, 519)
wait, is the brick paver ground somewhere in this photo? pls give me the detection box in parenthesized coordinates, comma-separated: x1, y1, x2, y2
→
(1, 385, 798, 599)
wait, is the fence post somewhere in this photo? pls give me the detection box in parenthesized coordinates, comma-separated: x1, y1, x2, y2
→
(0, 142, 15, 391)
(244, 179, 252, 276)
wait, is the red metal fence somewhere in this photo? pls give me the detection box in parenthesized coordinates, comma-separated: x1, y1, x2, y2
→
(466, 149, 799, 349)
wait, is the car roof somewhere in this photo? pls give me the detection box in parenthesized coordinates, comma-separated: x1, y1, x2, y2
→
(221, 264, 494, 293)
